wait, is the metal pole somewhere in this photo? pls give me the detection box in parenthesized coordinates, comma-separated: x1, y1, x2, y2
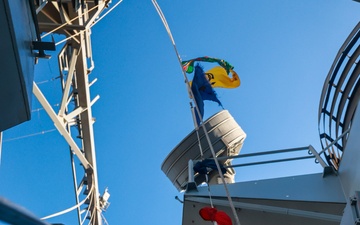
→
(188, 160, 194, 183)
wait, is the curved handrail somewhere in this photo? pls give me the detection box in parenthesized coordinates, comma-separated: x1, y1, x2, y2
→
(318, 22, 360, 170)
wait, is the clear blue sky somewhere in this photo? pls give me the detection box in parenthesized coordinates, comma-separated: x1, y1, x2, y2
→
(1, 1, 360, 224)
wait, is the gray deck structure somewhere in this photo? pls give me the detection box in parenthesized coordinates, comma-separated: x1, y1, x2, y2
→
(183, 173, 345, 225)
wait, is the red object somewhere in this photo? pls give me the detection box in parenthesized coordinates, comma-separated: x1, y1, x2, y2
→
(199, 207, 217, 221)
(199, 207, 232, 225)
(214, 210, 232, 225)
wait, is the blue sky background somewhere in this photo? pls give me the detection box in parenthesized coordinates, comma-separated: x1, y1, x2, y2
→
(1, 1, 360, 224)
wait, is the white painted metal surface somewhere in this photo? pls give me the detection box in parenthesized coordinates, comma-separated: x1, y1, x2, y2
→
(162, 110, 246, 191)
(33, 82, 91, 170)
(183, 173, 346, 225)
(338, 104, 360, 224)
(31, 1, 111, 224)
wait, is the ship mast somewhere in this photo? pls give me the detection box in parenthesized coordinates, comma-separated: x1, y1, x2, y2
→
(33, 1, 111, 224)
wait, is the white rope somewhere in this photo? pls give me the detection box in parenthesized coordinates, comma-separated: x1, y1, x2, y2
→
(190, 104, 204, 157)
(205, 175, 214, 208)
(56, 32, 78, 46)
(40, 5, 99, 39)
(101, 213, 109, 225)
(41, 186, 94, 220)
(81, 192, 93, 225)
(55, 0, 123, 46)
(151, 1, 241, 225)
(88, 212, 95, 225)
(84, 189, 95, 225)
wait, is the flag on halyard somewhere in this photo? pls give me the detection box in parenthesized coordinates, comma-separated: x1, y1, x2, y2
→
(191, 64, 222, 125)
(182, 56, 240, 89)
(182, 56, 234, 74)
(205, 66, 240, 88)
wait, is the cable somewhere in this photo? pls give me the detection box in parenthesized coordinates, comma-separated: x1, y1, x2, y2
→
(81, 195, 92, 224)
(205, 175, 214, 208)
(2, 129, 57, 142)
(35, 76, 59, 85)
(151, 1, 241, 225)
(41, 185, 94, 220)
(40, 4, 99, 39)
(32, 103, 60, 113)
(84, 190, 95, 225)
(55, 0, 123, 46)
(101, 213, 109, 225)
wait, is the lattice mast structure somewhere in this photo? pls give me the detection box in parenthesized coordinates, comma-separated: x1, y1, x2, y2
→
(33, 1, 111, 224)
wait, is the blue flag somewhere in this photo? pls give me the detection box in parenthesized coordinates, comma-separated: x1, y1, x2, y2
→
(193, 159, 227, 175)
(191, 64, 222, 125)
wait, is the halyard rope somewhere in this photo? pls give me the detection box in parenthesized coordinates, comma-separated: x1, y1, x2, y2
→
(151, 1, 241, 225)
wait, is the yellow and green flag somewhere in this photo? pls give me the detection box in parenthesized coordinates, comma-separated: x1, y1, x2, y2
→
(182, 56, 240, 89)
(205, 66, 240, 89)
(182, 56, 234, 74)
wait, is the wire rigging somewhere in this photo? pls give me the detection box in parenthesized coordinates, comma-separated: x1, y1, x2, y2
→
(35, 76, 59, 85)
(40, 5, 99, 39)
(41, 183, 94, 220)
(2, 129, 57, 142)
(151, 1, 241, 225)
(55, 0, 123, 46)
(101, 213, 109, 225)
(84, 189, 95, 225)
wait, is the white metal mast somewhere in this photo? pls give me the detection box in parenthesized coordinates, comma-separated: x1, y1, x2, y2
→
(33, 1, 111, 224)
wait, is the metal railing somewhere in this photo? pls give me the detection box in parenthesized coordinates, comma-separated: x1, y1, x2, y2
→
(187, 145, 331, 190)
(220, 145, 327, 169)
(318, 21, 360, 170)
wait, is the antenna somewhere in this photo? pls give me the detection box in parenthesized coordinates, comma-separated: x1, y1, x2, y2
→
(33, 1, 112, 224)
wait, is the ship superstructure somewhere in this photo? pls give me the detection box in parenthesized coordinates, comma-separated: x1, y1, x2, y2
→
(161, 18, 360, 225)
